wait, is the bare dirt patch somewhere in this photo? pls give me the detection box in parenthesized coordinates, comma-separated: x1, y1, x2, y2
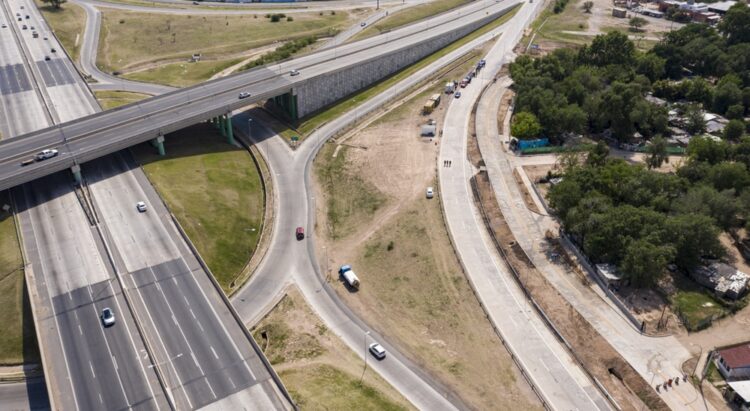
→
(252, 287, 412, 410)
(472, 170, 669, 411)
(312, 57, 542, 410)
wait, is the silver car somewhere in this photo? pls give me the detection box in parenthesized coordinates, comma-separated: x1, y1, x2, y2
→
(369, 342, 386, 359)
(101, 308, 115, 327)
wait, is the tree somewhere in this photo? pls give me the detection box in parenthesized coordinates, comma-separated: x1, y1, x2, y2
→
(629, 17, 648, 32)
(646, 135, 668, 169)
(666, 214, 724, 271)
(714, 81, 743, 115)
(636, 54, 666, 82)
(708, 161, 750, 193)
(621, 239, 674, 288)
(511, 112, 543, 140)
(579, 31, 636, 67)
(718, 3, 750, 45)
(685, 104, 706, 135)
(673, 185, 741, 230)
(582, 1, 594, 13)
(586, 141, 610, 166)
(686, 135, 730, 164)
(724, 119, 746, 141)
(41, 0, 67, 8)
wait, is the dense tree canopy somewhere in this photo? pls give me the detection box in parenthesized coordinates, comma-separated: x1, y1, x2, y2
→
(547, 138, 750, 287)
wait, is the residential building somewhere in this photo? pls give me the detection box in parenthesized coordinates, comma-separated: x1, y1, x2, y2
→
(717, 343, 750, 381)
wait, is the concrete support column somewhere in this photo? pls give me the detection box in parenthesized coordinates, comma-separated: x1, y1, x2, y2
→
(71, 164, 82, 185)
(219, 116, 227, 137)
(151, 135, 165, 156)
(225, 113, 235, 145)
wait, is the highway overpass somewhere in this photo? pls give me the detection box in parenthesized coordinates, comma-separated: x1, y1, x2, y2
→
(0, 0, 517, 192)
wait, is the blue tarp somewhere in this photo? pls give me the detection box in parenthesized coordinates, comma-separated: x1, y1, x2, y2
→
(517, 138, 549, 150)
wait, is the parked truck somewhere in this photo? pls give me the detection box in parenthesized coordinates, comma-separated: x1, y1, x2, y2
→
(339, 265, 361, 290)
(445, 82, 455, 94)
(422, 93, 441, 114)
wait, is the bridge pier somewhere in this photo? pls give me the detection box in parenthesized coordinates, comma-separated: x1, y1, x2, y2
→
(151, 135, 165, 156)
(224, 113, 235, 145)
(71, 164, 82, 186)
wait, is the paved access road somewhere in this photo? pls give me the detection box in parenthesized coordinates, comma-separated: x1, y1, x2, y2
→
(0, 378, 50, 411)
(436, 0, 620, 409)
(0, 0, 517, 192)
(229, 14, 525, 410)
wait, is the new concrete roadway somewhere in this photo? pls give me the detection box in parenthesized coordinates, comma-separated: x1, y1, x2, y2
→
(0, 0, 518, 192)
(474, 77, 717, 410)
(436, 0, 619, 409)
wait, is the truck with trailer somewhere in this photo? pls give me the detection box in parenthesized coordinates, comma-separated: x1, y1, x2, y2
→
(339, 265, 361, 290)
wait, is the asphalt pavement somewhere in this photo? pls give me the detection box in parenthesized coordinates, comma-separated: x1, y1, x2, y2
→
(0, 0, 519, 192)
(229, 14, 525, 410)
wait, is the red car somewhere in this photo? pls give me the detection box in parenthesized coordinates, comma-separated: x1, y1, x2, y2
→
(296, 227, 304, 240)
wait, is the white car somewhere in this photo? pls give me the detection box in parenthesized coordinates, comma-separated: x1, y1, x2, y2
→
(426, 187, 434, 199)
(136, 201, 147, 212)
(101, 308, 115, 327)
(369, 342, 386, 359)
(34, 148, 58, 161)
(238, 91, 251, 99)
(289, 69, 300, 76)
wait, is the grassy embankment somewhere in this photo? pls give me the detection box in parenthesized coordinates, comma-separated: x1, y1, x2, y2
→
(98, 10, 352, 84)
(267, 4, 520, 143)
(350, 0, 474, 42)
(94, 91, 150, 110)
(132, 124, 264, 293)
(34, 0, 87, 63)
(0, 193, 38, 365)
(253, 287, 412, 410)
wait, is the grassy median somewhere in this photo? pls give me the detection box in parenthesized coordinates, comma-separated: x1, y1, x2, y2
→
(253, 287, 412, 410)
(132, 124, 264, 293)
(94, 91, 150, 110)
(0, 193, 38, 365)
(97, 10, 351, 73)
(351, 0, 473, 42)
(122, 59, 243, 88)
(34, 0, 87, 63)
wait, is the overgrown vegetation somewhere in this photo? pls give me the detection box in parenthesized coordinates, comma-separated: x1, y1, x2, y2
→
(241, 36, 316, 71)
(510, 3, 750, 144)
(548, 135, 750, 287)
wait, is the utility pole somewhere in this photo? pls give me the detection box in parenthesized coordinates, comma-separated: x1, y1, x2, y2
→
(360, 331, 371, 384)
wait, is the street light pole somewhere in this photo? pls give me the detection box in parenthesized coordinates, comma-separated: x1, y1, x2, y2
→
(360, 331, 371, 384)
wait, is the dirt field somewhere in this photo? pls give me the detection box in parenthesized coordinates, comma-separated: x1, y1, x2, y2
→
(252, 287, 412, 410)
(312, 56, 542, 410)
(472, 171, 669, 411)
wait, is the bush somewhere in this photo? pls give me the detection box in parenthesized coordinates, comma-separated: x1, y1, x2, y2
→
(287, 16, 294, 22)
(553, 0, 570, 14)
(270, 14, 281, 23)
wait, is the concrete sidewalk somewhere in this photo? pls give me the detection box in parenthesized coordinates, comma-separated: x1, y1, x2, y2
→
(474, 77, 715, 411)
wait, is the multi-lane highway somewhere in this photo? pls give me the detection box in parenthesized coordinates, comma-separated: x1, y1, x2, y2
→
(0, 0, 517, 192)
(2, 0, 293, 409)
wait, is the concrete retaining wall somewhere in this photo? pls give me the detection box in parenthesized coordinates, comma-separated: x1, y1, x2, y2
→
(294, 7, 512, 118)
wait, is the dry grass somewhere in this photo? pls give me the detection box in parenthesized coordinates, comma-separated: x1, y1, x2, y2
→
(312, 56, 541, 409)
(252, 287, 413, 410)
(34, 0, 87, 63)
(351, 0, 473, 42)
(97, 10, 354, 72)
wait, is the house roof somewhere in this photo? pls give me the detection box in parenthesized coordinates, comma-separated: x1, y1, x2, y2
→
(719, 343, 750, 368)
(728, 380, 750, 403)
